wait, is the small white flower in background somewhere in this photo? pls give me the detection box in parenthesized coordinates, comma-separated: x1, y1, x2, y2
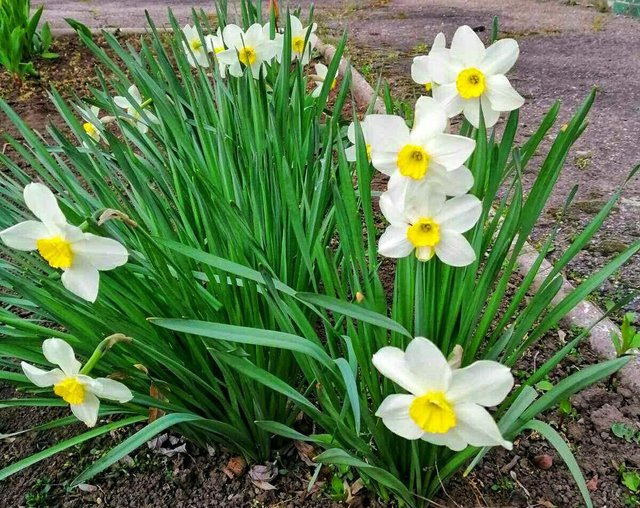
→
(364, 96, 475, 194)
(113, 85, 159, 134)
(411, 32, 446, 93)
(80, 105, 104, 143)
(217, 23, 277, 79)
(378, 184, 480, 266)
(345, 118, 375, 163)
(0, 183, 128, 302)
(311, 63, 336, 98)
(373, 336, 514, 451)
(21, 339, 133, 427)
(267, 15, 317, 64)
(181, 24, 218, 68)
(428, 25, 524, 128)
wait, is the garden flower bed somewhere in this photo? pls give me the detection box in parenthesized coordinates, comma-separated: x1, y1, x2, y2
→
(1, 2, 639, 507)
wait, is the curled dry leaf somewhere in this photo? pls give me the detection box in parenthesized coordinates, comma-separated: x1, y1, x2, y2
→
(98, 209, 138, 228)
(249, 462, 278, 491)
(77, 483, 98, 493)
(294, 440, 317, 466)
(149, 383, 167, 423)
(537, 499, 557, 508)
(223, 456, 247, 479)
(586, 474, 599, 492)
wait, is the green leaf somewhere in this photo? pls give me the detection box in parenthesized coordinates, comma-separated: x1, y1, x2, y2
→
(524, 419, 593, 508)
(296, 292, 411, 337)
(71, 413, 202, 486)
(314, 448, 415, 506)
(0, 416, 145, 480)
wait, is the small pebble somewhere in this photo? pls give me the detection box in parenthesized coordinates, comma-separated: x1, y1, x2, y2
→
(533, 454, 553, 470)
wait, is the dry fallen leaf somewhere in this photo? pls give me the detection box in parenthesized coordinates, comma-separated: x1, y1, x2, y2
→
(77, 483, 98, 493)
(249, 462, 278, 490)
(223, 456, 247, 479)
(294, 440, 317, 466)
(149, 383, 167, 423)
(537, 499, 557, 508)
(586, 474, 599, 492)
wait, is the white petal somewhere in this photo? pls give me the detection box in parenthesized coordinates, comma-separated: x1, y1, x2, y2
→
(485, 74, 524, 113)
(434, 194, 482, 233)
(447, 360, 514, 406)
(373, 346, 429, 395)
(480, 94, 501, 128)
(378, 225, 413, 258)
(347, 122, 356, 144)
(24, 183, 67, 229)
(222, 24, 244, 49)
(462, 98, 480, 128)
(136, 121, 149, 135)
(405, 337, 451, 392)
(432, 32, 446, 51)
(70, 392, 100, 427)
(245, 23, 265, 45)
(411, 55, 431, 84)
(480, 38, 519, 75)
(450, 25, 485, 66)
(435, 230, 476, 267)
(88, 378, 134, 403)
(412, 96, 447, 141)
(371, 151, 400, 176)
(195, 49, 210, 68)
(379, 182, 408, 225)
(375, 394, 424, 440)
(345, 145, 357, 162)
(128, 85, 142, 104)
(0, 220, 48, 250)
(428, 165, 474, 197)
(314, 63, 328, 79)
(289, 15, 303, 33)
(72, 233, 128, 271)
(421, 428, 468, 451)
(42, 338, 81, 376)
(21, 362, 65, 387)
(363, 115, 410, 153)
(432, 82, 465, 117)
(61, 261, 100, 302)
(311, 83, 323, 98)
(113, 96, 130, 109)
(426, 49, 455, 85)
(405, 187, 447, 221)
(426, 133, 476, 171)
(217, 48, 239, 65)
(454, 402, 512, 449)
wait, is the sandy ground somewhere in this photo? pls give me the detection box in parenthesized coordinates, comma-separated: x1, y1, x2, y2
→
(41, 0, 640, 311)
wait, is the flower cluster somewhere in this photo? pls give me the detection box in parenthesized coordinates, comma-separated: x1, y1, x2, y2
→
(345, 26, 524, 449)
(181, 15, 318, 80)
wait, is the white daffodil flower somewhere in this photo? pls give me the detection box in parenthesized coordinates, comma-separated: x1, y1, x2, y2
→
(345, 118, 374, 163)
(267, 15, 317, 65)
(217, 23, 277, 79)
(181, 24, 218, 68)
(364, 96, 475, 194)
(0, 183, 128, 302)
(208, 27, 228, 77)
(373, 336, 514, 451)
(21, 339, 133, 427)
(311, 63, 336, 98)
(378, 184, 480, 266)
(80, 105, 104, 143)
(428, 25, 524, 128)
(411, 32, 446, 93)
(113, 85, 159, 134)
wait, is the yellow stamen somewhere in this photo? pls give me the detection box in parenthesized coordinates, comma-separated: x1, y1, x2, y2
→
(239, 46, 257, 66)
(190, 38, 203, 51)
(456, 67, 486, 99)
(424, 82, 432, 93)
(397, 144, 430, 179)
(409, 390, 456, 434)
(331, 78, 337, 90)
(407, 218, 440, 248)
(292, 36, 305, 55)
(366, 143, 372, 161)
(37, 236, 74, 269)
(214, 46, 224, 55)
(54, 377, 85, 405)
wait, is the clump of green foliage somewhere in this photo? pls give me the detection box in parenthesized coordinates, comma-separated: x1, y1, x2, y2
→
(0, 0, 57, 79)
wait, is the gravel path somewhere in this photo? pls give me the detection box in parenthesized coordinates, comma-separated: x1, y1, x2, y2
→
(41, 0, 639, 311)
